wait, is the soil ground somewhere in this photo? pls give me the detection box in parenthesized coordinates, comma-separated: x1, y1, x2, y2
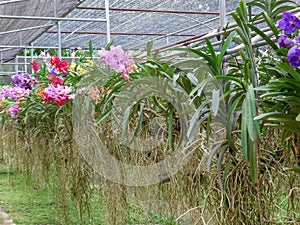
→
(0, 207, 15, 225)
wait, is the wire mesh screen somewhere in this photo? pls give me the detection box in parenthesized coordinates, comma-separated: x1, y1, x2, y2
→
(0, 0, 245, 63)
(35, 0, 240, 51)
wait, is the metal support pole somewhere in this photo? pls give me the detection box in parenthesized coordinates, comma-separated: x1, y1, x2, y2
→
(57, 21, 62, 58)
(77, 6, 220, 15)
(15, 56, 18, 74)
(0, 24, 54, 36)
(0, 15, 105, 22)
(219, 0, 226, 31)
(0, 0, 28, 5)
(54, 0, 62, 58)
(46, 30, 197, 37)
(0, 52, 2, 64)
(0, 45, 58, 49)
(18, 33, 22, 73)
(105, 0, 111, 43)
(30, 43, 34, 61)
(30, 43, 34, 73)
(24, 48, 27, 73)
(53, 0, 57, 17)
(19, 32, 22, 46)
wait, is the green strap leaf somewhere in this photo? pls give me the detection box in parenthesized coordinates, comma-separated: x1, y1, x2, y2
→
(226, 95, 244, 153)
(248, 23, 278, 50)
(121, 106, 131, 152)
(241, 101, 248, 160)
(277, 62, 300, 81)
(166, 106, 174, 151)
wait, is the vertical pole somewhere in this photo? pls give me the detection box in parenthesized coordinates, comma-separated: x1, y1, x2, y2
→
(30, 43, 34, 61)
(30, 43, 34, 73)
(219, 0, 226, 31)
(219, 0, 226, 77)
(0, 52, 2, 73)
(105, 0, 111, 43)
(19, 32, 22, 46)
(54, 0, 61, 58)
(58, 21, 62, 58)
(19, 32, 23, 73)
(24, 49, 27, 73)
(53, 0, 57, 17)
(15, 56, 18, 74)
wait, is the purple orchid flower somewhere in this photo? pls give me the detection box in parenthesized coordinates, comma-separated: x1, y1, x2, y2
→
(288, 46, 300, 68)
(278, 35, 294, 48)
(278, 12, 300, 34)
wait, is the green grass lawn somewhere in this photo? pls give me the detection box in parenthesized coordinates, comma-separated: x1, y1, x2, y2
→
(0, 162, 180, 225)
(0, 162, 105, 225)
(0, 167, 60, 224)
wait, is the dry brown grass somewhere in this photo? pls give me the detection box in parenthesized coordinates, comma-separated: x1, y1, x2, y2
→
(0, 123, 299, 225)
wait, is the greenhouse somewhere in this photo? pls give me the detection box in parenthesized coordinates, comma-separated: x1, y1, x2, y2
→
(0, 0, 300, 224)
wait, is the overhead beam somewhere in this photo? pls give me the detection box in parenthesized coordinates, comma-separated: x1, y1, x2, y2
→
(0, 24, 54, 35)
(0, 45, 58, 49)
(77, 6, 220, 15)
(46, 30, 197, 37)
(0, 72, 17, 75)
(0, 15, 106, 22)
(0, 48, 13, 52)
(0, 0, 29, 5)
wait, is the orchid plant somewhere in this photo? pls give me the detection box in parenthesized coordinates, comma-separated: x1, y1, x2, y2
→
(0, 45, 137, 129)
(255, 10, 300, 170)
(0, 56, 78, 126)
(1, 1, 300, 224)
(99, 45, 136, 84)
(278, 12, 300, 67)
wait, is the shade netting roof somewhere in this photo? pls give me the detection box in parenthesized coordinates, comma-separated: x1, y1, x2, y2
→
(1, 0, 250, 62)
(0, 0, 79, 61)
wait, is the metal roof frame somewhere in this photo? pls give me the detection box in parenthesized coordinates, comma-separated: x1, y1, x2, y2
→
(0, 0, 237, 76)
